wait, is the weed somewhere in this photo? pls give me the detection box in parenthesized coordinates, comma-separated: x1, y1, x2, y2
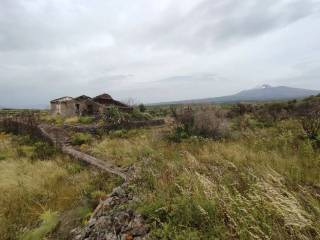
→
(21, 210, 59, 240)
(31, 141, 56, 160)
(79, 116, 95, 124)
(71, 133, 92, 146)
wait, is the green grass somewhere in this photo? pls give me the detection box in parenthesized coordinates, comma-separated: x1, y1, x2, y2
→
(71, 132, 93, 146)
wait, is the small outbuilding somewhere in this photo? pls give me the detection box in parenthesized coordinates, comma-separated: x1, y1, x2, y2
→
(50, 93, 132, 117)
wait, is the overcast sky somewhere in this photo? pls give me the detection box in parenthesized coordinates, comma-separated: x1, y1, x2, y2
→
(0, 0, 320, 108)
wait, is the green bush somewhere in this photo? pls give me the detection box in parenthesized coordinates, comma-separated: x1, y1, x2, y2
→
(79, 116, 95, 124)
(109, 129, 129, 138)
(139, 104, 146, 112)
(71, 133, 92, 146)
(104, 106, 127, 125)
(132, 108, 148, 120)
(169, 127, 190, 143)
(0, 153, 6, 161)
(32, 142, 56, 160)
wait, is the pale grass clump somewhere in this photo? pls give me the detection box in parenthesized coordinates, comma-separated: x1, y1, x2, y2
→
(255, 172, 311, 228)
(89, 130, 152, 166)
(64, 116, 79, 124)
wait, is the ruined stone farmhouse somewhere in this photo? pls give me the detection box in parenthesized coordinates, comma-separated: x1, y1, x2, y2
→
(50, 93, 132, 117)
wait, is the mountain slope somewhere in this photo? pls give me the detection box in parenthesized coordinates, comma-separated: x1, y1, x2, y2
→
(156, 85, 320, 105)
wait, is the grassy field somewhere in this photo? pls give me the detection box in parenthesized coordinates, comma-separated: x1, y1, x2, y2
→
(80, 120, 319, 239)
(1, 97, 320, 239)
(0, 133, 121, 240)
(75, 98, 320, 239)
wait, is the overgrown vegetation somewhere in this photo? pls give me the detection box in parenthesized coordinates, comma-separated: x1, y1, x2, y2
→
(2, 95, 320, 239)
(0, 133, 120, 240)
(171, 107, 231, 142)
(126, 97, 319, 239)
(71, 132, 93, 146)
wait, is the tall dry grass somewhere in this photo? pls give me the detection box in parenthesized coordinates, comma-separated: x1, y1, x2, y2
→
(0, 133, 119, 240)
(97, 121, 320, 239)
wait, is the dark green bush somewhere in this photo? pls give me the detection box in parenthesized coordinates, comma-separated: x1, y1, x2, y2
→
(132, 108, 149, 120)
(79, 116, 95, 124)
(169, 127, 190, 142)
(104, 106, 128, 125)
(71, 133, 92, 146)
(0, 154, 6, 161)
(32, 142, 56, 160)
(138, 104, 146, 112)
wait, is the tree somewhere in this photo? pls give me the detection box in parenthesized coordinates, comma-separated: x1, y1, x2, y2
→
(139, 104, 146, 112)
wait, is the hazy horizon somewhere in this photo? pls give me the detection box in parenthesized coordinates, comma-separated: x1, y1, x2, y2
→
(0, 0, 320, 108)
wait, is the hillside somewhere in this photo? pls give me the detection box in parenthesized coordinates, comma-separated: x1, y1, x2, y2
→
(155, 85, 320, 105)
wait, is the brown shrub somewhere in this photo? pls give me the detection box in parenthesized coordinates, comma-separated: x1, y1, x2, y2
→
(173, 107, 230, 140)
(300, 105, 320, 140)
(192, 110, 230, 139)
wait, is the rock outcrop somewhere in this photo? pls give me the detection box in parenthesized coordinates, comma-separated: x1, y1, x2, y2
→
(71, 183, 149, 240)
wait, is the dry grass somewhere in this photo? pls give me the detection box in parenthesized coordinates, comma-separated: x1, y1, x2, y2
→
(2, 109, 320, 239)
(0, 133, 119, 240)
(111, 121, 320, 239)
(85, 129, 155, 167)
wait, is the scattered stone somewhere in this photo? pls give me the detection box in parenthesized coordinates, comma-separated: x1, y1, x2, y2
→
(70, 183, 149, 240)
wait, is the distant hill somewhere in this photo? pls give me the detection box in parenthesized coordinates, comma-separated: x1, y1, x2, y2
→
(154, 85, 320, 105)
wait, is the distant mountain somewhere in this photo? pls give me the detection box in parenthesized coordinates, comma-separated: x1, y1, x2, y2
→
(154, 85, 320, 105)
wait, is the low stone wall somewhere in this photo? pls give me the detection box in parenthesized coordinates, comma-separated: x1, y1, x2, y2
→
(63, 119, 165, 134)
(1, 117, 150, 239)
(123, 119, 165, 128)
(0, 118, 55, 145)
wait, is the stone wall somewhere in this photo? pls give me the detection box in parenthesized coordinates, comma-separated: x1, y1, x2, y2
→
(63, 119, 165, 134)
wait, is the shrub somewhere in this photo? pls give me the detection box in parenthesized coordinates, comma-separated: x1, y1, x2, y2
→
(132, 108, 148, 120)
(192, 110, 230, 140)
(300, 107, 320, 141)
(174, 107, 194, 133)
(104, 106, 127, 125)
(138, 104, 146, 112)
(90, 190, 108, 206)
(169, 127, 190, 142)
(79, 116, 95, 124)
(109, 129, 129, 138)
(64, 117, 79, 124)
(32, 142, 56, 160)
(46, 115, 64, 125)
(173, 107, 230, 140)
(229, 103, 256, 117)
(71, 133, 92, 146)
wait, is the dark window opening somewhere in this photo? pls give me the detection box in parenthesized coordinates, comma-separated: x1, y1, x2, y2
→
(87, 105, 93, 115)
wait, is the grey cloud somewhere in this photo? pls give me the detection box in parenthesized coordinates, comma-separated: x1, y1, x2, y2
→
(0, 0, 319, 107)
(155, 73, 224, 84)
(136, 0, 319, 51)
